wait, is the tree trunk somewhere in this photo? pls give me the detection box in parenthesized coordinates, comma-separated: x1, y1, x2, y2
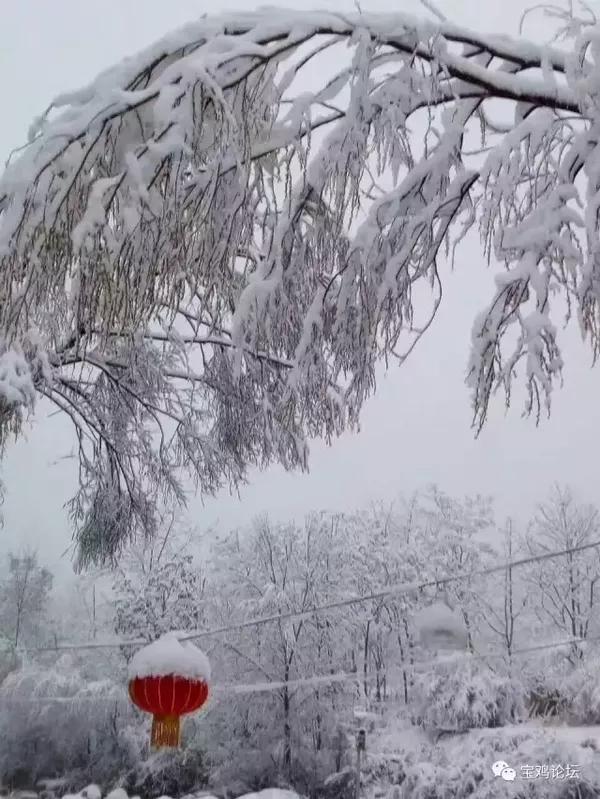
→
(363, 620, 371, 700)
(283, 664, 292, 773)
(397, 631, 409, 704)
(462, 610, 474, 653)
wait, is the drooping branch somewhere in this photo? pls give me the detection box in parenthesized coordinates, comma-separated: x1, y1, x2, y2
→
(0, 7, 598, 563)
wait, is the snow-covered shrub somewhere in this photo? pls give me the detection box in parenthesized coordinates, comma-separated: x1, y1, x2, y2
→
(360, 754, 407, 799)
(290, 748, 347, 799)
(400, 761, 478, 799)
(0, 656, 140, 787)
(561, 658, 600, 725)
(206, 723, 339, 798)
(525, 685, 566, 719)
(523, 662, 568, 720)
(56, 790, 302, 799)
(400, 728, 600, 798)
(412, 654, 524, 732)
(120, 746, 208, 798)
(318, 767, 356, 799)
(208, 743, 291, 797)
(206, 728, 346, 798)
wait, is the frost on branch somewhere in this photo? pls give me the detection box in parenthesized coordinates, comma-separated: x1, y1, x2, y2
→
(0, 334, 48, 451)
(0, 7, 599, 562)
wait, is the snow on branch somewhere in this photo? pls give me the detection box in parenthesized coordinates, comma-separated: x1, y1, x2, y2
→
(0, 7, 599, 561)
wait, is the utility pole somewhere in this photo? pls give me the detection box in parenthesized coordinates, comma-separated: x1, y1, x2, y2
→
(355, 728, 366, 799)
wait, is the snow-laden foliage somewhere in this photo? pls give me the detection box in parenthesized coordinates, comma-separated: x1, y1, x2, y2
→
(412, 652, 525, 732)
(206, 513, 357, 789)
(0, 655, 139, 786)
(524, 485, 600, 660)
(561, 654, 600, 725)
(120, 747, 209, 799)
(340, 491, 491, 703)
(113, 550, 207, 643)
(2, 7, 600, 561)
(399, 726, 600, 798)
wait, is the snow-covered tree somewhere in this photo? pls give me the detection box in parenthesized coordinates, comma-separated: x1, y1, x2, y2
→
(207, 514, 353, 782)
(0, 6, 599, 562)
(418, 487, 495, 651)
(344, 497, 433, 705)
(342, 491, 494, 704)
(525, 485, 600, 662)
(113, 523, 207, 642)
(0, 550, 53, 647)
(478, 519, 528, 668)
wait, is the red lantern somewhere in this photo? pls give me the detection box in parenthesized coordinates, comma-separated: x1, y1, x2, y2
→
(128, 634, 210, 749)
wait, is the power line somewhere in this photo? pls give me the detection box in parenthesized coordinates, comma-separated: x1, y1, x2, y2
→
(211, 632, 600, 690)
(3, 632, 600, 705)
(12, 537, 600, 655)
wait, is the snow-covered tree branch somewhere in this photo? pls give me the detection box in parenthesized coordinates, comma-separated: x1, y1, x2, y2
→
(1, 6, 599, 561)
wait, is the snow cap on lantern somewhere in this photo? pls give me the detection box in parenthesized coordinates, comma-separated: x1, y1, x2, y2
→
(128, 631, 211, 682)
(128, 631, 210, 749)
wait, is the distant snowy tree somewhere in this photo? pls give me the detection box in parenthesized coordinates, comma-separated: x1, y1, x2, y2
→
(113, 523, 207, 642)
(0, 550, 53, 647)
(343, 491, 493, 703)
(525, 485, 600, 662)
(207, 514, 353, 782)
(0, 6, 598, 562)
(419, 487, 494, 651)
(345, 498, 433, 705)
(479, 519, 529, 665)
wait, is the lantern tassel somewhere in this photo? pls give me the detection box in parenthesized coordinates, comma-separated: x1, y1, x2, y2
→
(151, 714, 181, 749)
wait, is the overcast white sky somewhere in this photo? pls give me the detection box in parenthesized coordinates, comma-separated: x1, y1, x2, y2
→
(0, 0, 599, 577)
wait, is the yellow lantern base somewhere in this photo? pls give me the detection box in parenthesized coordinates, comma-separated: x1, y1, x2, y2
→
(151, 714, 181, 749)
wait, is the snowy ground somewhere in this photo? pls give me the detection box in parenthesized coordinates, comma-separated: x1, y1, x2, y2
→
(193, 792, 297, 799)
